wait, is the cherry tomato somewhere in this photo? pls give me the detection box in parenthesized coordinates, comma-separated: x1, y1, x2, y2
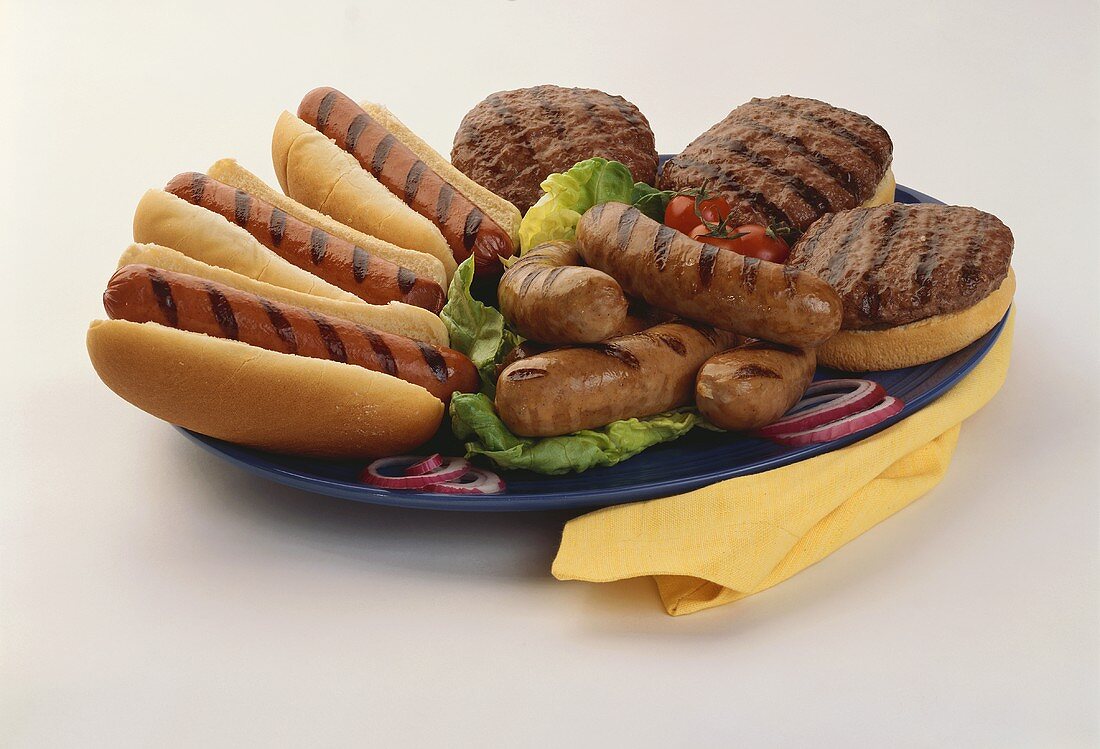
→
(664, 194, 731, 235)
(689, 223, 791, 263)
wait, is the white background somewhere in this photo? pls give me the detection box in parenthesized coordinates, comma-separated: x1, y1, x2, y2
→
(2, 1, 1097, 746)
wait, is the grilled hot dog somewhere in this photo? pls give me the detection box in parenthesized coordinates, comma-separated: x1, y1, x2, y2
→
(299, 87, 515, 273)
(495, 322, 737, 437)
(104, 264, 477, 403)
(497, 241, 628, 344)
(695, 341, 816, 431)
(165, 172, 445, 314)
(575, 202, 843, 348)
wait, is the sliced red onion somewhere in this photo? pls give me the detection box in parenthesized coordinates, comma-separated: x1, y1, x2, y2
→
(767, 396, 904, 447)
(423, 468, 506, 495)
(405, 453, 443, 476)
(360, 455, 470, 489)
(758, 379, 887, 437)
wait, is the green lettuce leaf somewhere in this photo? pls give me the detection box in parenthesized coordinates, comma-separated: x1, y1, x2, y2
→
(450, 393, 702, 475)
(630, 182, 677, 221)
(518, 157, 635, 250)
(439, 257, 522, 396)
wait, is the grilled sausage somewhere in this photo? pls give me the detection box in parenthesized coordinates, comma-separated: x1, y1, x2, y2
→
(103, 264, 478, 403)
(497, 241, 628, 344)
(695, 340, 816, 431)
(298, 87, 515, 273)
(165, 172, 445, 314)
(495, 322, 738, 437)
(575, 202, 843, 348)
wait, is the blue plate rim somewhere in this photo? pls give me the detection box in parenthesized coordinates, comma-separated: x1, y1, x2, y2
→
(177, 182, 1007, 512)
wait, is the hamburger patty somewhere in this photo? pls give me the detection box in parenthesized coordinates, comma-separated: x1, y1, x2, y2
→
(788, 203, 1013, 330)
(451, 85, 658, 213)
(660, 96, 893, 237)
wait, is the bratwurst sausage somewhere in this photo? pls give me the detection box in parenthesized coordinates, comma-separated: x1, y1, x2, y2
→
(497, 241, 628, 344)
(695, 340, 816, 431)
(299, 87, 514, 273)
(165, 172, 446, 314)
(103, 264, 477, 403)
(494, 322, 737, 437)
(575, 202, 843, 348)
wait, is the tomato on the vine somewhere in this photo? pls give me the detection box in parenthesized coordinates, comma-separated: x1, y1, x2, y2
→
(689, 223, 791, 263)
(664, 194, 731, 236)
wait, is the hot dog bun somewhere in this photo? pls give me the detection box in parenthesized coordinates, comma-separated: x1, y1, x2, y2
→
(817, 267, 1015, 371)
(357, 101, 522, 249)
(206, 158, 447, 289)
(87, 319, 444, 458)
(271, 111, 458, 280)
(133, 188, 359, 302)
(118, 243, 450, 347)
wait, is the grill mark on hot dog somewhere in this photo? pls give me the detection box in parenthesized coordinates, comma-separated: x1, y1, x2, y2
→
(506, 367, 548, 382)
(782, 264, 800, 295)
(517, 266, 544, 297)
(260, 297, 297, 354)
(736, 120, 862, 201)
(653, 224, 677, 271)
(540, 266, 567, 294)
(315, 90, 338, 130)
(146, 267, 178, 328)
(351, 246, 370, 283)
(396, 266, 416, 294)
(309, 228, 327, 265)
(678, 319, 721, 344)
(310, 312, 347, 363)
(463, 208, 482, 251)
(268, 207, 287, 247)
(698, 244, 720, 288)
(586, 202, 608, 225)
(593, 342, 642, 369)
(653, 332, 687, 356)
(233, 189, 251, 227)
(404, 160, 426, 204)
(358, 327, 397, 376)
(416, 341, 450, 383)
(435, 183, 454, 225)
(346, 114, 369, 151)
(616, 207, 640, 247)
(370, 134, 395, 177)
(190, 173, 208, 203)
(754, 98, 883, 165)
(739, 255, 760, 292)
(734, 364, 782, 379)
(204, 283, 239, 340)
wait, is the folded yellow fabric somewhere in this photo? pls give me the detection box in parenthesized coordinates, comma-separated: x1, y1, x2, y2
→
(553, 310, 1015, 616)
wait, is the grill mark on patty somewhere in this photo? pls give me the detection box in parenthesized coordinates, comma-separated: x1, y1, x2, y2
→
(754, 98, 884, 166)
(698, 243, 720, 288)
(824, 209, 877, 284)
(792, 213, 839, 261)
(488, 94, 540, 179)
(358, 326, 397, 376)
(913, 224, 945, 307)
(673, 156, 795, 232)
(594, 342, 641, 369)
(958, 236, 985, 295)
(260, 298, 297, 353)
(205, 283, 239, 340)
(856, 205, 907, 320)
(735, 119, 862, 201)
(652, 225, 677, 270)
(718, 139, 834, 216)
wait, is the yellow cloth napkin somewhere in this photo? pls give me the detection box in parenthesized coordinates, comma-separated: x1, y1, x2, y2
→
(553, 309, 1015, 616)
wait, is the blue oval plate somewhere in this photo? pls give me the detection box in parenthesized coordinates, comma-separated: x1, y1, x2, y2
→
(179, 182, 1007, 511)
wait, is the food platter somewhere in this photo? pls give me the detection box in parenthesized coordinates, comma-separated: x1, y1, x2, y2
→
(177, 182, 1005, 512)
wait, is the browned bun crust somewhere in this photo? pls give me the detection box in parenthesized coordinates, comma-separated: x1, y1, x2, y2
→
(87, 319, 444, 458)
(818, 268, 1015, 371)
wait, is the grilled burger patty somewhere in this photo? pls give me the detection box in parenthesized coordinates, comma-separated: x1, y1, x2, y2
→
(451, 85, 658, 213)
(659, 95, 893, 237)
(788, 203, 1013, 330)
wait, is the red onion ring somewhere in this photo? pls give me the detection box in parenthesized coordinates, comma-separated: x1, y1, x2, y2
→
(360, 455, 470, 489)
(405, 453, 444, 476)
(758, 379, 887, 437)
(767, 396, 904, 447)
(423, 468, 506, 495)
